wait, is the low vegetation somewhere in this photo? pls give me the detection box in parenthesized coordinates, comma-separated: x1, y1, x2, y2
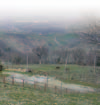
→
(0, 79, 100, 105)
(4, 64, 100, 88)
(0, 64, 100, 105)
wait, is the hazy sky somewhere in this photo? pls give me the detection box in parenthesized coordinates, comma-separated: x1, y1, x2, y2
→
(0, 0, 100, 22)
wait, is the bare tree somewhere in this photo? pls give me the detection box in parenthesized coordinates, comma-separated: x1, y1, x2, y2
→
(13, 56, 22, 65)
(32, 46, 48, 64)
(72, 48, 86, 65)
(0, 49, 3, 57)
(86, 49, 95, 65)
(79, 13, 100, 74)
(53, 49, 68, 64)
(80, 13, 100, 45)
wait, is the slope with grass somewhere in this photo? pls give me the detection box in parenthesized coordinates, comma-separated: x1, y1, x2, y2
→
(5, 64, 100, 88)
(0, 82, 100, 105)
(0, 72, 100, 105)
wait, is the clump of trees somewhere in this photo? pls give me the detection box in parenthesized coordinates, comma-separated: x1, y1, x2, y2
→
(1, 45, 100, 66)
(72, 48, 86, 65)
(52, 49, 68, 64)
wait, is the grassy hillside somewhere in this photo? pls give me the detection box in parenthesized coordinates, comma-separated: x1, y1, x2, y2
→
(0, 82, 100, 105)
(0, 64, 100, 105)
(6, 64, 100, 88)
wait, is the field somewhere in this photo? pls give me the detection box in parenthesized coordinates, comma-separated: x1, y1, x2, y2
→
(0, 64, 100, 105)
(5, 64, 100, 87)
(0, 82, 100, 105)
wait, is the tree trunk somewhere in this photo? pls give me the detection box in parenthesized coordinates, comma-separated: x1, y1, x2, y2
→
(94, 54, 96, 75)
(39, 59, 41, 64)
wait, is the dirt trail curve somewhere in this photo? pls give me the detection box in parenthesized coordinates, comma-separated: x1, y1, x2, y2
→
(54, 37, 61, 45)
(3, 72, 97, 93)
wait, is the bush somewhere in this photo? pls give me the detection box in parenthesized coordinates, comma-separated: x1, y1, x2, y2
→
(0, 65, 3, 71)
(26, 68, 32, 73)
(56, 66, 60, 69)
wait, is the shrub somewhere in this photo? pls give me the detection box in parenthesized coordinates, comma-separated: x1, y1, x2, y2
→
(26, 68, 32, 73)
(56, 66, 60, 69)
(0, 65, 3, 71)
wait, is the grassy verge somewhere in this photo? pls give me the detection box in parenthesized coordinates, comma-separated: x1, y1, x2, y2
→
(0, 82, 100, 105)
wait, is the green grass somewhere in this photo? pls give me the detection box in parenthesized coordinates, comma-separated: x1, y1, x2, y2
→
(1, 64, 100, 104)
(0, 71, 10, 77)
(0, 82, 100, 105)
(5, 64, 100, 88)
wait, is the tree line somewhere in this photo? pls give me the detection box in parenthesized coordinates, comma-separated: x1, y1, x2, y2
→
(0, 46, 99, 66)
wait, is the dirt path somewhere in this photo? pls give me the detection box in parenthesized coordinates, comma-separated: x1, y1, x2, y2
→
(3, 72, 96, 93)
(54, 37, 61, 45)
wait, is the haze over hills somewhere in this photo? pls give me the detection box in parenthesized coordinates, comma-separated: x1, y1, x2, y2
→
(0, 0, 100, 55)
(0, 21, 95, 54)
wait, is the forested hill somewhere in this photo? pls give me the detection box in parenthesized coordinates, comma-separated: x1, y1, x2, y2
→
(0, 22, 91, 54)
